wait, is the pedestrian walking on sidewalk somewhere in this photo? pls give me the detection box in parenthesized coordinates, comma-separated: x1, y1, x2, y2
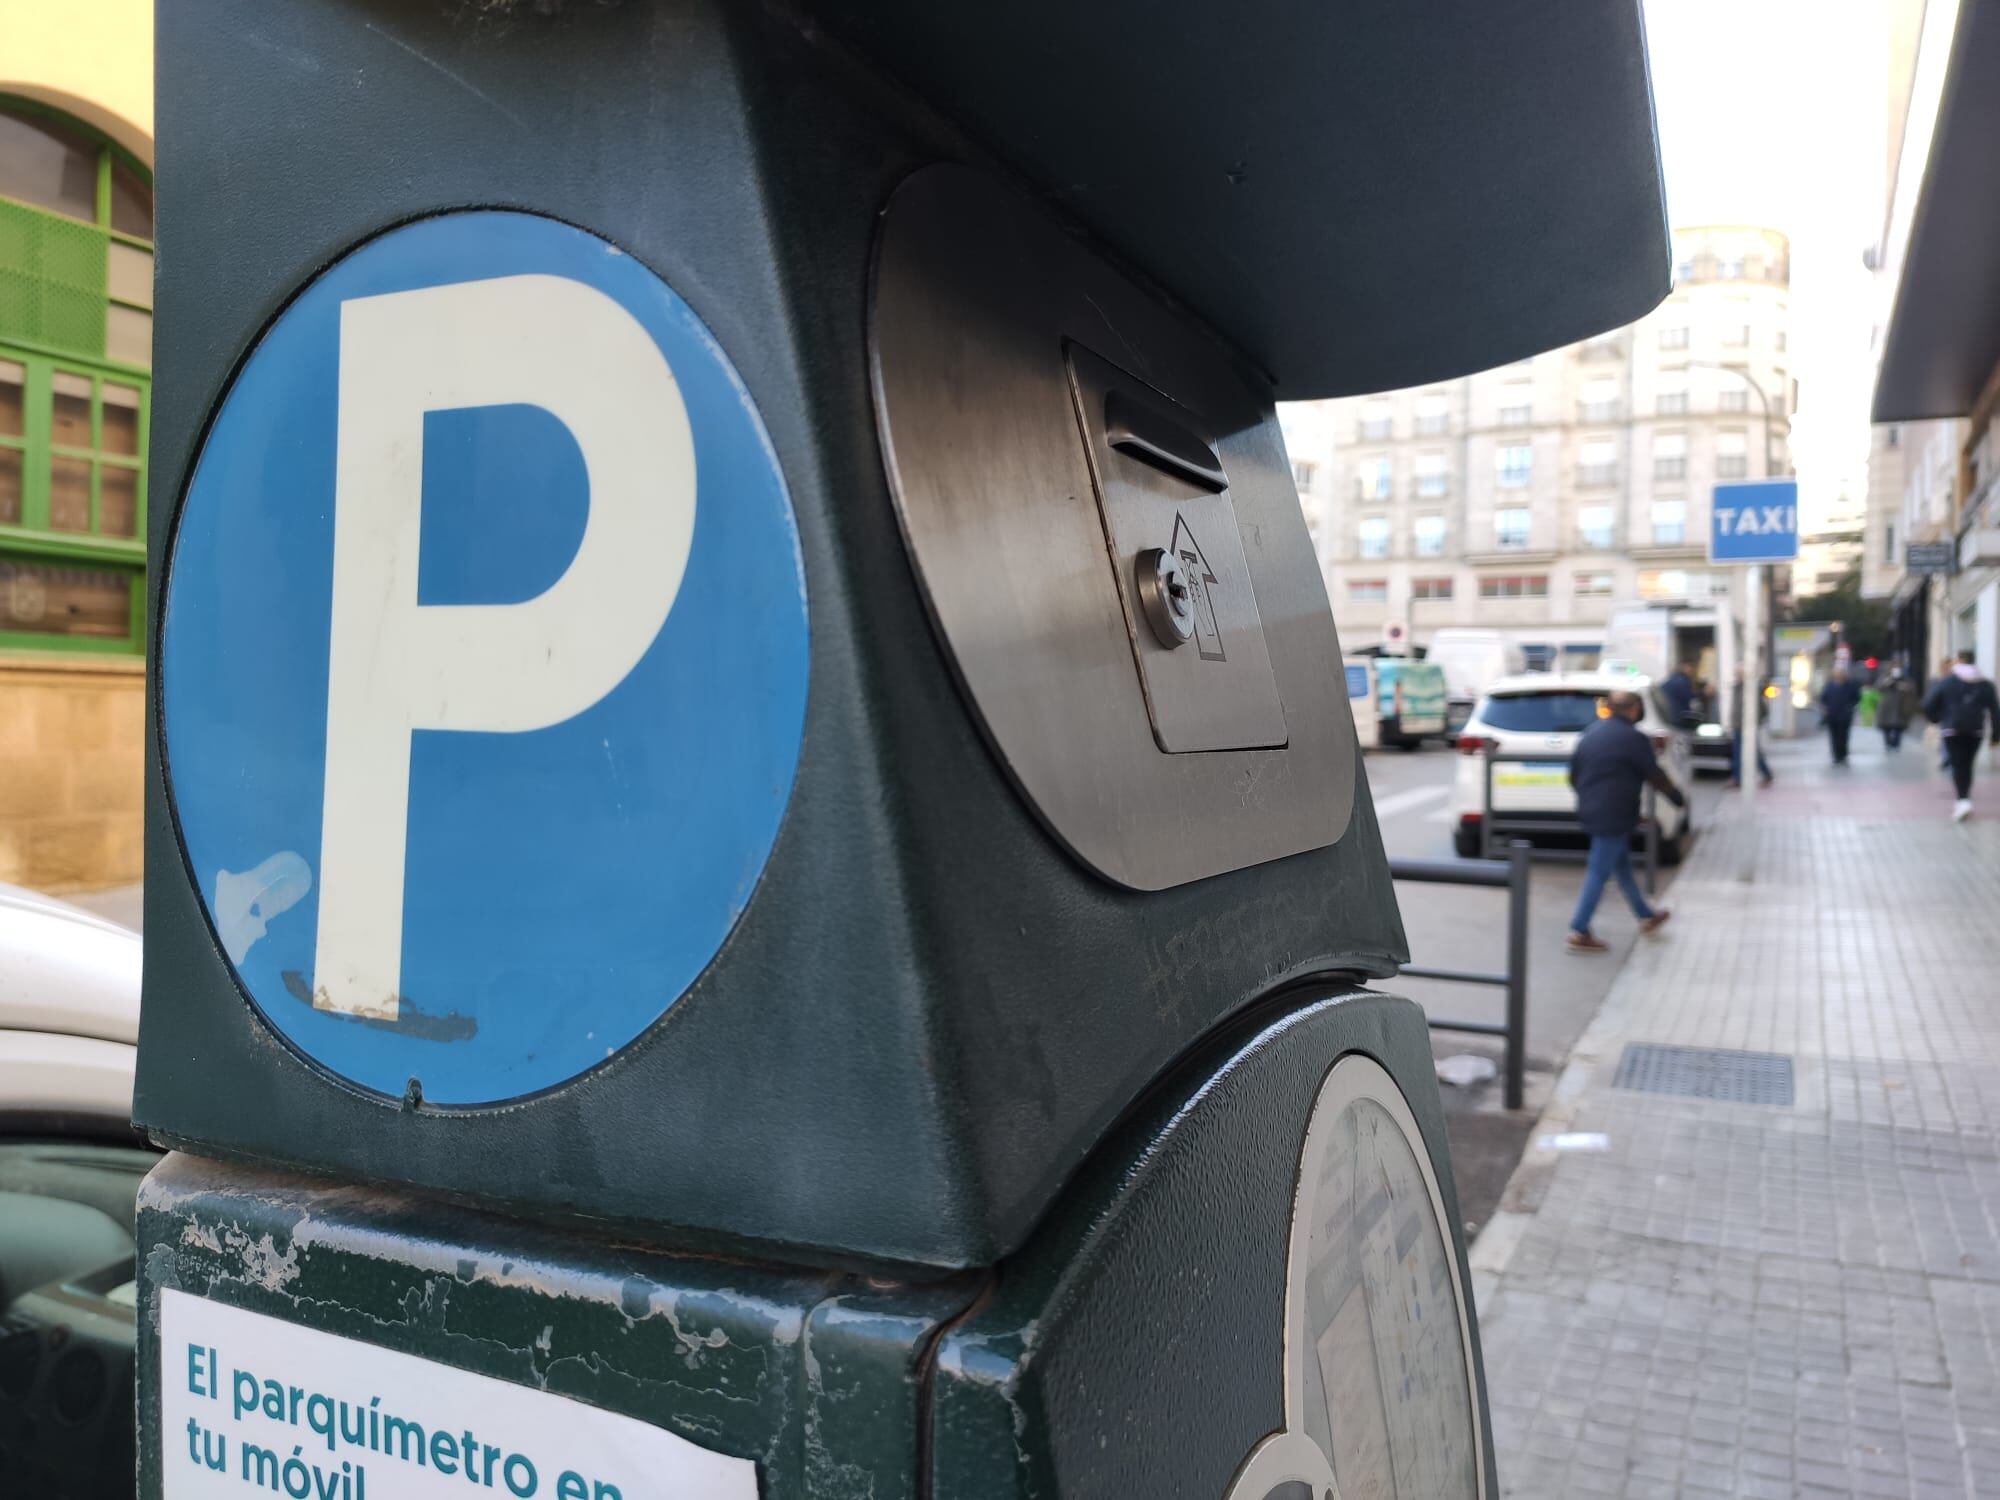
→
(1921, 651, 2000, 822)
(1820, 666, 1860, 765)
(1565, 689, 1685, 954)
(1876, 667, 1916, 750)
(1938, 657, 1957, 770)
(1724, 668, 1772, 787)
(1661, 661, 1696, 727)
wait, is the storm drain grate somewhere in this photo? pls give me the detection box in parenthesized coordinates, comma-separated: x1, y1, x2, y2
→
(1612, 1044, 1794, 1106)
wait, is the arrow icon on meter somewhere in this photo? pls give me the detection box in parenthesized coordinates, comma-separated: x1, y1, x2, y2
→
(1169, 512, 1225, 661)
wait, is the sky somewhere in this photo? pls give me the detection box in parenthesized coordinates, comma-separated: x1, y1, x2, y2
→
(1641, 0, 1899, 528)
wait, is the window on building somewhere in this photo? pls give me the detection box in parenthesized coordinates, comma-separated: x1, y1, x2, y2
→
(1414, 451, 1447, 497)
(1578, 505, 1615, 549)
(1579, 377, 1619, 423)
(1654, 431, 1687, 481)
(1579, 438, 1619, 487)
(1346, 578, 1388, 604)
(1497, 383, 1532, 427)
(1574, 570, 1615, 598)
(1650, 499, 1688, 546)
(1496, 446, 1532, 488)
(1414, 393, 1450, 436)
(1412, 576, 1453, 600)
(1656, 372, 1688, 415)
(1885, 523, 1896, 564)
(1358, 400, 1392, 441)
(0, 101, 153, 653)
(1291, 458, 1318, 492)
(1658, 324, 1690, 350)
(1413, 514, 1446, 557)
(1358, 516, 1390, 559)
(1722, 302, 1751, 347)
(1580, 332, 1621, 362)
(1775, 329, 1788, 352)
(1717, 254, 1745, 280)
(1638, 569, 1725, 601)
(1888, 425, 1901, 449)
(1494, 507, 1531, 549)
(1718, 365, 1750, 413)
(1357, 456, 1393, 501)
(1717, 429, 1749, 479)
(1478, 574, 1548, 599)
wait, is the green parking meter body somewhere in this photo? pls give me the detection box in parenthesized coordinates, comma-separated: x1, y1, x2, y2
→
(132, 2, 1669, 1496)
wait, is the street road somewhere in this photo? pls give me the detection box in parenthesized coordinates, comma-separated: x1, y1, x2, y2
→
(1362, 741, 1728, 1232)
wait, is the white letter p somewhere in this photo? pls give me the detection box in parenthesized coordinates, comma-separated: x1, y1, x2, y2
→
(311, 275, 695, 1019)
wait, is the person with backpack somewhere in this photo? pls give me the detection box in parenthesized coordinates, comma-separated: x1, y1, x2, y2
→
(1921, 651, 2000, 822)
(1876, 667, 1917, 751)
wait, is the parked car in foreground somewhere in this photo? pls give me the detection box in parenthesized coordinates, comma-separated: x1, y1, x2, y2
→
(1448, 671, 1694, 861)
(0, 884, 147, 1500)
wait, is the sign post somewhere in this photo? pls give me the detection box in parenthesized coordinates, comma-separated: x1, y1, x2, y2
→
(1710, 479, 1799, 880)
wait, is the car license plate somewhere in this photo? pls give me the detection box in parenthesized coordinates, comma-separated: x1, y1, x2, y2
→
(1495, 762, 1567, 788)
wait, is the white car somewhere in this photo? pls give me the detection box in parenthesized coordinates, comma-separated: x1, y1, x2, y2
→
(0, 883, 148, 1497)
(1448, 671, 1693, 862)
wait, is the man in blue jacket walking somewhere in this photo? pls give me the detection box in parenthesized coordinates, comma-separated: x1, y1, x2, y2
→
(1566, 690, 1686, 955)
(1819, 666, 1861, 766)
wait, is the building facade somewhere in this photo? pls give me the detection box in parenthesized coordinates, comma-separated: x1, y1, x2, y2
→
(1282, 226, 1793, 665)
(1, 1, 153, 890)
(1872, 1, 2000, 682)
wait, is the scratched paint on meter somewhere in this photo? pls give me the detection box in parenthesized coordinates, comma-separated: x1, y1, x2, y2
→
(161, 211, 809, 1105)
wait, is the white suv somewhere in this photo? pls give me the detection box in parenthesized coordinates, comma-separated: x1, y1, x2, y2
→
(1448, 671, 1693, 862)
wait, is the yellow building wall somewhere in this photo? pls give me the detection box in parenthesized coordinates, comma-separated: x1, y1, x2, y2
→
(0, 0, 154, 160)
(0, 655, 145, 891)
(1, 1, 154, 892)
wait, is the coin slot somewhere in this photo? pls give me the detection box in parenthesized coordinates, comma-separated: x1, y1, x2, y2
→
(1104, 390, 1228, 492)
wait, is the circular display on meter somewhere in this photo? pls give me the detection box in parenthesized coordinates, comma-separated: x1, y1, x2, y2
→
(1225, 1052, 1483, 1500)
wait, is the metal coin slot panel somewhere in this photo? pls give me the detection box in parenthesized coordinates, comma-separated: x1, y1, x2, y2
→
(870, 165, 1355, 889)
(1067, 344, 1289, 753)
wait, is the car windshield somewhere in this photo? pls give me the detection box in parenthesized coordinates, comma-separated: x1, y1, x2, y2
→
(1480, 691, 1603, 733)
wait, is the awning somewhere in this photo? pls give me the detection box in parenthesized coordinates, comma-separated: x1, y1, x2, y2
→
(1873, 1, 2000, 422)
(823, 0, 1671, 398)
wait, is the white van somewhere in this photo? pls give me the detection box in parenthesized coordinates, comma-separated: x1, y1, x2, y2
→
(1344, 659, 1379, 748)
(1426, 629, 1526, 731)
(1344, 656, 1448, 750)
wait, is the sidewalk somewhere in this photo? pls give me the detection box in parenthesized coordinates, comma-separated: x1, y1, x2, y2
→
(1473, 731, 2000, 1498)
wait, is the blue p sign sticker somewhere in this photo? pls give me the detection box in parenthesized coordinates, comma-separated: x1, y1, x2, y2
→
(162, 212, 810, 1105)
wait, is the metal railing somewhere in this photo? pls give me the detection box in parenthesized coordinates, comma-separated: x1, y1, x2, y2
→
(1479, 751, 1661, 895)
(1390, 841, 1530, 1110)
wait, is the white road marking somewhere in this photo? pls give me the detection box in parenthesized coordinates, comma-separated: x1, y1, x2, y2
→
(1369, 785, 1451, 820)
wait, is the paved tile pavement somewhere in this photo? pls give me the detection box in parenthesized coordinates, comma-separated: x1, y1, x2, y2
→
(1473, 733, 2000, 1497)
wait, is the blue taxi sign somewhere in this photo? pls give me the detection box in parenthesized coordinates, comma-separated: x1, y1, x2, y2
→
(161, 211, 810, 1105)
(1709, 479, 1798, 565)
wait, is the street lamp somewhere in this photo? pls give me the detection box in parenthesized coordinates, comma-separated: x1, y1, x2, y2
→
(1685, 360, 1788, 877)
(1683, 360, 1784, 481)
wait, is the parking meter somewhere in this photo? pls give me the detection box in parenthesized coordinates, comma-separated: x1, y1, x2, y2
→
(132, 3, 1669, 1496)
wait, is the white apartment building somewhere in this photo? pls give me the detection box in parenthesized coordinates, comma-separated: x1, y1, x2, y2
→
(1283, 226, 1793, 664)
